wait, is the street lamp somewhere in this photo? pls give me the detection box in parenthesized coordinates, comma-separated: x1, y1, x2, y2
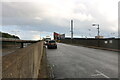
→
(92, 24, 100, 47)
(92, 24, 100, 38)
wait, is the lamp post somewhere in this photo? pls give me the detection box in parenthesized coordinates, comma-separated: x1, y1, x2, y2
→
(92, 24, 100, 37)
(92, 24, 100, 47)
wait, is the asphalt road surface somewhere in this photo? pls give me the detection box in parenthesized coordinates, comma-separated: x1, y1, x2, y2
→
(46, 43, 118, 79)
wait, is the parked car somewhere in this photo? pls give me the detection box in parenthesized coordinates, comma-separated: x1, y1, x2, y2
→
(47, 40, 57, 49)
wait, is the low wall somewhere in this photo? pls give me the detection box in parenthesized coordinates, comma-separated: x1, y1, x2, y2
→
(2, 41, 44, 78)
(60, 38, 119, 50)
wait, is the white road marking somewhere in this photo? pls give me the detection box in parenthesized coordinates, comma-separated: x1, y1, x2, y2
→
(91, 73, 102, 76)
(95, 70, 110, 78)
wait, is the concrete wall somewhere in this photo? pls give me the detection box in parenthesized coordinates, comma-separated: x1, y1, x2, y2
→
(2, 41, 44, 78)
(60, 38, 119, 50)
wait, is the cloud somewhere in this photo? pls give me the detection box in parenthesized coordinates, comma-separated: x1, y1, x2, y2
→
(1, 0, 119, 39)
(118, 1, 120, 37)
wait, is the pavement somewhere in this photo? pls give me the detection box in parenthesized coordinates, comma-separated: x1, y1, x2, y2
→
(2, 44, 30, 56)
(2, 48, 19, 56)
(46, 43, 118, 79)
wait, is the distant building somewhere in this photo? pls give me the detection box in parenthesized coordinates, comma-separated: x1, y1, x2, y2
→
(95, 36, 104, 39)
(60, 34, 65, 39)
(54, 32, 65, 40)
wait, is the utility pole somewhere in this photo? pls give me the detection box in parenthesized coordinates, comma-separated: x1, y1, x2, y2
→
(71, 20, 73, 39)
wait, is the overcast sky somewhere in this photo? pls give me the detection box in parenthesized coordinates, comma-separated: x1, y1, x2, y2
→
(1, 0, 119, 40)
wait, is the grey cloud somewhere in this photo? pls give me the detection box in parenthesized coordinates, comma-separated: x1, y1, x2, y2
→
(1, 0, 118, 39)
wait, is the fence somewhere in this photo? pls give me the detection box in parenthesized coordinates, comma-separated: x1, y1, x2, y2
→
(60, 38, 119, 50)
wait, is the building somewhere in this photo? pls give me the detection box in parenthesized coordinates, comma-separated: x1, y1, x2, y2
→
(54, 32, 65, 41)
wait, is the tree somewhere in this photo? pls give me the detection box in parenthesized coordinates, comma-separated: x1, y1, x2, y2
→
(0, 31, 20, 39)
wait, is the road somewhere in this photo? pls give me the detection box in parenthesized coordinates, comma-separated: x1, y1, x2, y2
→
(46, 43, 118, 79)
